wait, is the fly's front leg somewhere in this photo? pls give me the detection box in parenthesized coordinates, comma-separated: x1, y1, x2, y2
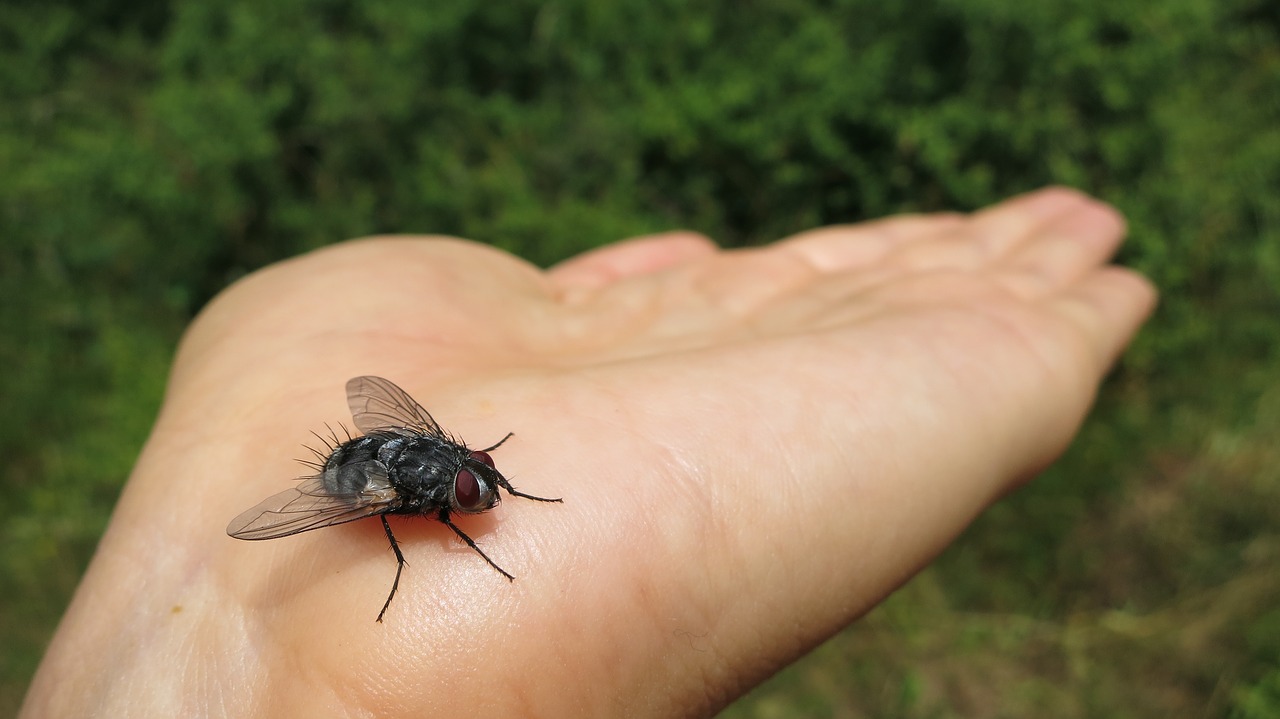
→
(478, 432, 514, 452)
(493, 476, 563, 504)
(481, 432, 560, 502)
(438, 508, 515, 581)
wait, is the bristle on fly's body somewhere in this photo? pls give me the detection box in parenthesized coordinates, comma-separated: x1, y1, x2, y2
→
(297, 422, 353, 473)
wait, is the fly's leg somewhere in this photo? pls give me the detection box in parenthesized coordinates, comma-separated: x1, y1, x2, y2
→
(478, 432, 514, 452)
(438, 508, 515, 581)
(481, 432, 561, 502)
(378, 515, 407, 623)
(493, 476, 563, 504)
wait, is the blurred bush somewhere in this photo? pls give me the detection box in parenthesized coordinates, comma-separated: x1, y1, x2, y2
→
(2, 0, 1278, 715)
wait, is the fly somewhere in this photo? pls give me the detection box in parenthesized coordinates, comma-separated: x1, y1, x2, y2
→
(227, 375, 562, 622)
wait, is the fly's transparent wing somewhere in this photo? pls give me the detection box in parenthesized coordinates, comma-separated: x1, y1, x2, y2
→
(346, 376, 444, 436)
(227, 461, 398, 540)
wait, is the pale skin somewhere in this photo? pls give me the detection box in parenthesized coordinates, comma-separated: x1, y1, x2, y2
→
(22, 187, 1155, 718)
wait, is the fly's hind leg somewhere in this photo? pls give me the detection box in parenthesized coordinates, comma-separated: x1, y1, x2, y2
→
(378, 515, 407, 623)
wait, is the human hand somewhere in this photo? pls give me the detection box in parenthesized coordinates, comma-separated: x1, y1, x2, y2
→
(23, 187, 1154, 717)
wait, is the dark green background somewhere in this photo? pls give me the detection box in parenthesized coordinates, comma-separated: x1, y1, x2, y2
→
(3, 0, 1278, 715)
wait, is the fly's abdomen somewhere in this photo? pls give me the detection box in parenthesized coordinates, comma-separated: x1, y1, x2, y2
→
(323, 436, 390, 494)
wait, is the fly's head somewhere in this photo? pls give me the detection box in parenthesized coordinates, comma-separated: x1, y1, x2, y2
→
(451, 449, 504, 514)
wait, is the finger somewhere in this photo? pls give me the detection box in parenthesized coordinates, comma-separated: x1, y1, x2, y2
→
(961, 185, 1106, 259)
(778, 188, 1107, 278)
(547, 231, 718, 293)
(659, 214, 970, 322)
(1046, 266, 1158, 371)
(863, 187, 1093, 275)
(775, 213, 967, 272)
(995, 199, 1128, 299)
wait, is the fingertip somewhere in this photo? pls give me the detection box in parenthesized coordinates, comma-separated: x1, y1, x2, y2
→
(1052, 266, 1159, 369)
(1006, 185, 1100, 216)
(1098, 266, 1159, 325)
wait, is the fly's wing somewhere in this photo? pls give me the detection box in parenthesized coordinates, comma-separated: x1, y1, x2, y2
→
(227, 461, 398, 540)
(346, 376, 444, 437)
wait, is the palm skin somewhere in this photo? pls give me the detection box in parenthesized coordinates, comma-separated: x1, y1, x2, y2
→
(22, 187, 1154, 717)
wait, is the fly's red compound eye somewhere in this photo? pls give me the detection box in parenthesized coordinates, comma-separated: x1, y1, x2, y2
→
(454, 468, 484, 510)
(469, 450, 495, 468)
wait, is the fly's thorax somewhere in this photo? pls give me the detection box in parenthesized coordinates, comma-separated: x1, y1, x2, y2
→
(379, 435, 467, 499)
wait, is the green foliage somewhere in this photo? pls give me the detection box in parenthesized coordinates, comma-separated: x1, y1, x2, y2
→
(2, 0, 1279, 715)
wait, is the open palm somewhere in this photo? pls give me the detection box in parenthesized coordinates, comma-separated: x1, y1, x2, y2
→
(24, 187, 1154, 718)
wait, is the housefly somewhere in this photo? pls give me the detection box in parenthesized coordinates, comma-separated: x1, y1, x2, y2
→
(227, 375, 561, 622)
